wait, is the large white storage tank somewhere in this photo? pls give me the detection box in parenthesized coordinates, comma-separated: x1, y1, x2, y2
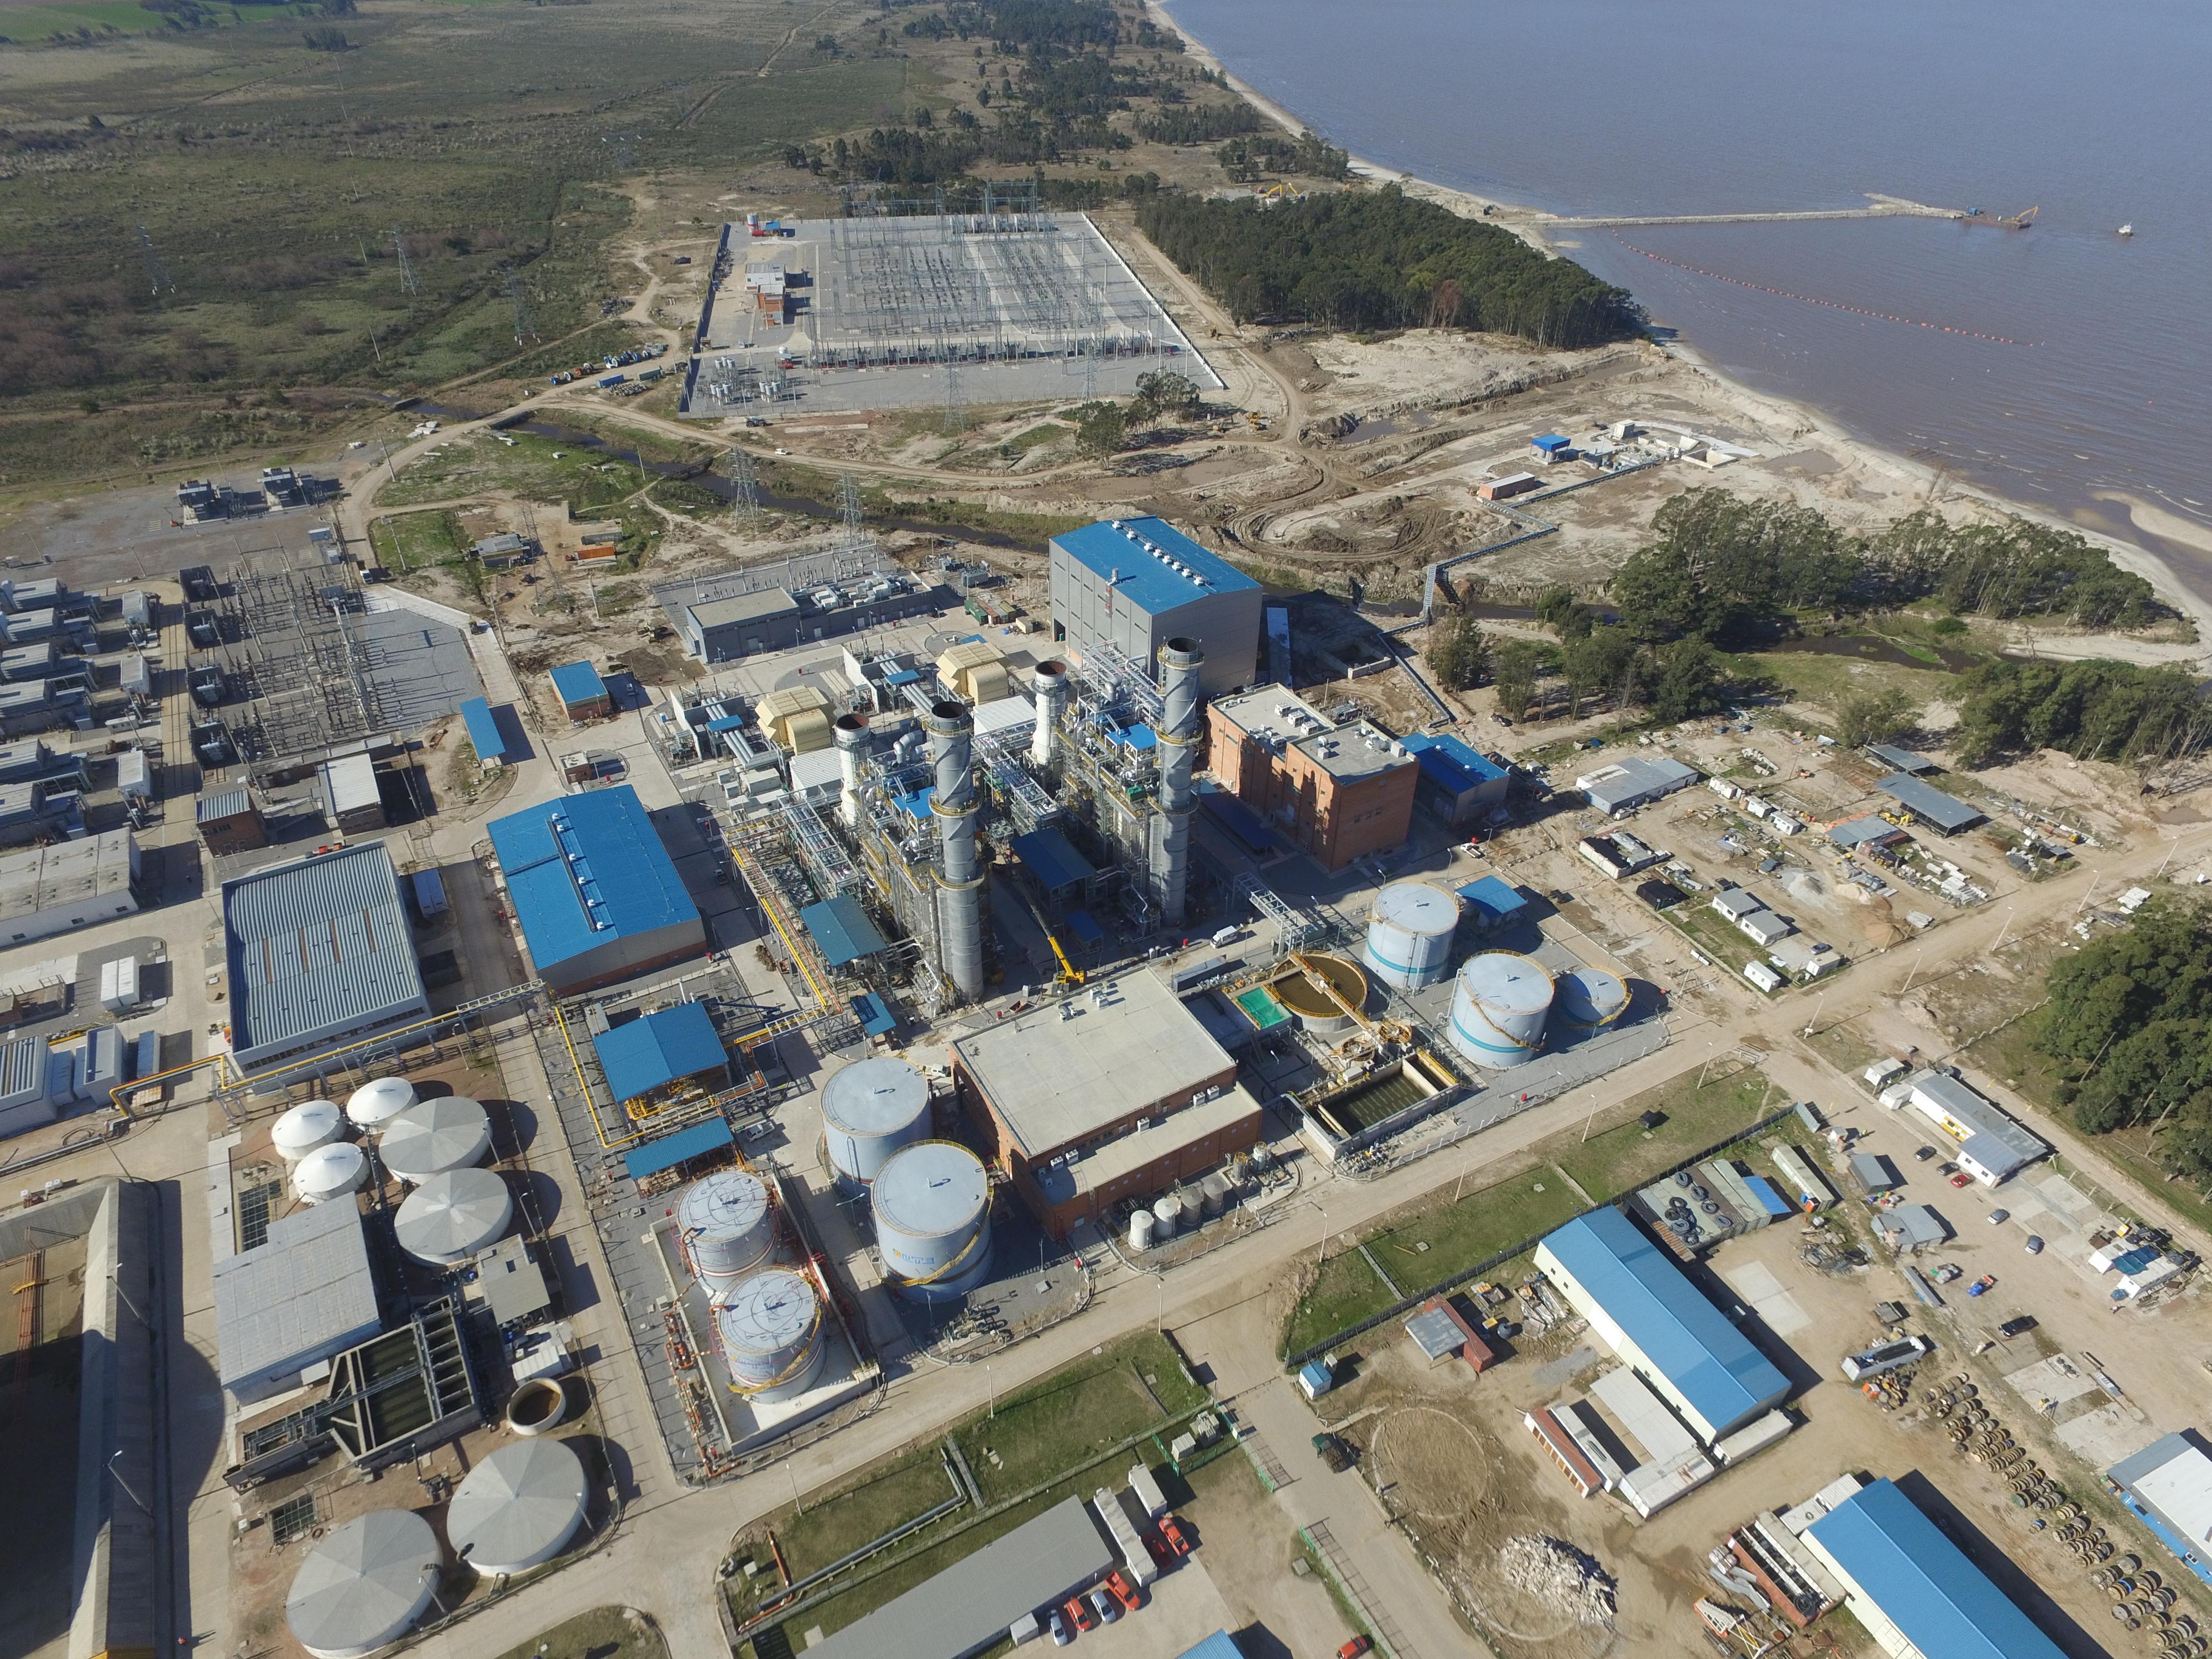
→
(872, 1140, 993, 1300)
(714, 1267, 828, 1401)
(677, 1168, 775, 1287)
(284, 1509, 442, 1659)
(445, 1437, 588, 1577)
(378, 1097, 492, 1183)
(821, 1057, 932, 1187)
(294, 1141, 368, 1204)
(1447, 952, 1553, 1068)
(346, 1077, 416, 1134)
(393, 1168, 513, 1266)
(1554, 967, 1630, 1036)
(1363, 882, 1462, 990)
(272, 1099, 345, 1163)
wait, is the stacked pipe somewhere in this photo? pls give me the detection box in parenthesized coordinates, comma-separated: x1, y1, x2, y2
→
(926, 699, 986, 1000)
(833, 712, 869, 832)
(1031, 660, 1070, 768)
(1151, 638, 1204, 927)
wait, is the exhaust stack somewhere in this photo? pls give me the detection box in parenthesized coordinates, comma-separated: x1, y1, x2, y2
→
(832, 713, 869, 833)
(925, 699, 985, 1000)
(1151, 637, 1204, 927)
(1031, 660, 1070, 768)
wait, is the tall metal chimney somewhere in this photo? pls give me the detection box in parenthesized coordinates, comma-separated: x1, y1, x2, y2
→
(925, 699, 986, 1000)
(1151, 638, 1204, 928)
(1030, 660, 1070, 768)
(832, 713, 869, 832)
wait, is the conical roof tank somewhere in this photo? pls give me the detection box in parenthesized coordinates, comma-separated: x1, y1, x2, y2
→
(346, 1077, 416, 1134)
(273, 1099, 345, 1162)
(871, 1140, 992, 1301)
(1363, 881, 1462, 990)
(377, 1097, 491, 1183)
(821, 1057, 932, 1187)
(393, 1168, 513, 1266)
(284, 1509, 441, 1659)
(1447, 951, 1553, 1068)
(446, 1438, 588, 1577)
(1554, 967, 1629, 1034)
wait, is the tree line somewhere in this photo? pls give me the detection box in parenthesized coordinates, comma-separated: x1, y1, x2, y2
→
(1134, 186, 1642, 349)
(1425, 603, 1747, 726)
(1950, 658, 2211, 768)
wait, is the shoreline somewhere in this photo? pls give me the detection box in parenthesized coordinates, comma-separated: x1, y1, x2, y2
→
(1147, 0, 2212, 657)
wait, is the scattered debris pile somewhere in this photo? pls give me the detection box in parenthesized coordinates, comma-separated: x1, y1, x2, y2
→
(1498, 1534, 1616, 1626)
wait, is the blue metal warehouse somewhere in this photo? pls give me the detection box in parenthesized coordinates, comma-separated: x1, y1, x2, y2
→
(592, 1001, 729, 1103)
(1534, 1207, 1789, 1442)
(1401, 733, 1510, 828)
(1804, 1477, 2068, 1659)
(1047, 518, 1261, 697)
(1455, 873, 1528, 935)
(487, 785, 705, 994)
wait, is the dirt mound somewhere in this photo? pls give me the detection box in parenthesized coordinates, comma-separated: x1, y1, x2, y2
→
(1497, 1534, 1617, 1626)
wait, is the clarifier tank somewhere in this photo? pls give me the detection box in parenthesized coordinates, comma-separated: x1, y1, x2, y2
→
(677, 1168, 775, 1287)
(714, 1267, 827, 1401)
(273, 1099, 345, 1163)
(1447, 952, 1554, 1068)
(821, 1057, 932, 1187)
(1363, 882, 1462, 991)
(871, 1139, 992, 1300)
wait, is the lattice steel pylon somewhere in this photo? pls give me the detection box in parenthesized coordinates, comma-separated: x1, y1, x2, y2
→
(503, 263, 539, 346)
(726, 446, 761, 528)
(942, 359, 967, 435)
(836, 470, 867, 552)
(134, 222, 175, 301)
(390, 228, 421, 299)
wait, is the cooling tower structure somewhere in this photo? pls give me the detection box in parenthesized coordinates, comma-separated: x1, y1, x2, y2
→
(714, 1267, 828, 1401)
(1447, 952, 1555, 1068)
(872, 1139, 993, 1300)
(446, 1437, 589, 1578)
(293, 1141, 368, 1204)
(822, 1056, 932, 1188)
(1031, 659, 1071, 767)
(676, 1167, 776, 1289)
(284, 1510, 441, 1659)
(1554, 967, 1630, 1036)
(1150, 638, 1204, 927)
(345, 1076, 415, 1134)
(393, 1168, 513, 1266)
(272, 1099, 345, 1163)
(377, 1097, 492, 1183)
(926, 700, 986, 1002)
(833, 712, 869, 833)
(1363, 882, 1463, 991)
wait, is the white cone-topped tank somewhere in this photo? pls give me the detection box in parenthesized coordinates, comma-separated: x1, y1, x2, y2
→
(821, 1057, 932, 1187)
(272, 1099, 345, 1162)
(284, 1509, 440, 1659)
(446, 1437, 588, 1577)
(377, 1097, 491, 1183)
(1554, 967, 1630, 1034)
(677, 1168, 775, 1286)
(871, 1140, 992, 1300)
(1363, 881, 1463, 990)
(293, 1141, 368, 1203)
(1447, 951, 1554, 1068)
(346, 1076, 416, 1134)
(714, 1267, 827, 1401)
(393, 1168, 513, 1266)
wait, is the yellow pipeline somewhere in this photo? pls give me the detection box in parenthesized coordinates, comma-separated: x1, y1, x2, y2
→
(732, 842, 831, 1013)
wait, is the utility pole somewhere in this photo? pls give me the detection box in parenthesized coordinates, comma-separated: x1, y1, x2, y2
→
(134, 222, 175, 302)
(504, 263, 539, 347)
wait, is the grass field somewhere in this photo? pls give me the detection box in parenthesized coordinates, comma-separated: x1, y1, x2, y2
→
(1551, 1065, 1771, 1199)
(492, 1606, 665, 1659)
(371, 507, 466, 572)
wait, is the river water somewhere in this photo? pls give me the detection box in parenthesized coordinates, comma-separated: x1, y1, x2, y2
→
(1162, 0, 2212, 605)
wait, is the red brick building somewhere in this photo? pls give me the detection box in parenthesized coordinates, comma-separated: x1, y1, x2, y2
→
(1206, 685, 1417, 872)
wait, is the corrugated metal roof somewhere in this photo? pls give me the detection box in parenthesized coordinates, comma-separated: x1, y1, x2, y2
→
(0, 830, 135, 925)
(1865, 743, 1937, 773)
(593, 1001, 727, 1102)
(1827, 815, 1907, 849)
(1456, 874, 1527, 924)
(620, 1116, 733, 1181)
(487, 785, 699, 976)
(1010, 825, 1095, 895)
(1538, 1208, 1787, 1438)
(1875, 774, 1987, 832)
(799, 894, 888, 967)
(550, 660, 607, 704)
(1403, 732, 1509, 792)
(322, 753, 381, 815)
(1050, 517, 1258, 617)
(211, 1199, 382, 1396)
(1577, 755, 1700, 810)
(1175, 1635, 1245, 1659)
(1807, 1478, 2067, 1659)
(222, 843, 427, 1061)
(460, 697, 508, 764)
(197, 789, 252, 823)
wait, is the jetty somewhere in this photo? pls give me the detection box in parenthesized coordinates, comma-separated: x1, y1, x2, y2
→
(1537, 194, 1960, 229)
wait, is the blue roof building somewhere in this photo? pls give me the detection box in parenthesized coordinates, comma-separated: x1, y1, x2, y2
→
(1455, 874, 1528, 935)
(1534, 1207, 1789, 1442)
(2110, 1432, 2212, 1588)
(1804, 1478, 2068, 1659)
(550, 660, 610, 718)
(593, 1001, 729, 1103)
(1403, 733, 1510, 828)
(1175, 1636, 1246, 1659)
(799, 894, 889, 967)
(487, 784, 705, 993)
(460, 696, 510, 766)
(1048, 517, 1262, 697)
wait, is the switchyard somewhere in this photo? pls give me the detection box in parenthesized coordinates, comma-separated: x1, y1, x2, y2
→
(687, 201, 1219, 418)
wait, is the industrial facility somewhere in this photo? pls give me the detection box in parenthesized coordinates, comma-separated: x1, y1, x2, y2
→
(1207, 685, 1418, 872)
(0, 828, 143, 945)
(1048, 518, 1261, 697)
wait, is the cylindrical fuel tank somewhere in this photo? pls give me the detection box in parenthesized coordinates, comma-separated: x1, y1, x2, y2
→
(1447, 952, 1554, 1068)
(1363, 883, 1462, 990)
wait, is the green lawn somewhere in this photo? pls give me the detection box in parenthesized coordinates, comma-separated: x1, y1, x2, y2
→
(371, 508, 467, 572)
(1552, 1066, 1771, 1201)
(378, 429, 654, 512)
(958, 1335, 1200, 1505)
(1662, 898, 1780, 987)
(492, 1606, 666, 1659)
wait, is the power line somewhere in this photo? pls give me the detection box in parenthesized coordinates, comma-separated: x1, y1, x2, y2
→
(503, 263, 539, 346)
(836, 471, 867, 554)
(134, 222, 174, 301)
(390, 228, 421, 299)
(942, 359, 967, 435)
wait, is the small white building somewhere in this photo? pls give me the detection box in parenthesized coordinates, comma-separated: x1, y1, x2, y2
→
(1744, 961, 1784, 993)
(1738, 909, 1793, 948)
(0, 830, 140, 946)
(1898, 1070, 2047, 1186)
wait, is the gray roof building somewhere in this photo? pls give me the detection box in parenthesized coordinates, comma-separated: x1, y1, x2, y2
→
(222, 843, 429, 1069)
(1577, 755, 1700, 815)
(1903, 1070, 2047, 1185)
(213, 1198, 382, 1403)
(805, 1494, 1115, 1659)
(1865, 744, 1937, 774)
(1871, 1204, 1948, 1252)
(0, 829, 140, 947)
(1875, 775, 1987, 835)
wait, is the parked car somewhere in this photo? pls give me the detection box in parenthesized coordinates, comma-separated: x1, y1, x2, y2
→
(1048, 1609, 1072, 1646)
(1160, 1516, 1192, 1556)
(1104, 1572, 1142, 1614)
(1339, 1641, 1371, 1659)
(1989, 1209, 2010, 1225)
(1949, 1172, 1974, 1188)
(2025, 1236, 2044, 1255)
(1312, 1433, 1353, 1472)
(1914, 1145, 1937, 1162)
(1065, 1597, 1097, 1634)
(1087, 1588, 1119, 1625)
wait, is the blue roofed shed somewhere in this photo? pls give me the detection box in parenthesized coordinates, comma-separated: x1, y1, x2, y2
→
(1175, 1636, 1246, 1659)
(1456, 874, 1528, 935)
(1009, 825, 1096, 905)
(621, 1117, 733, 1182)
(800, 894, 888, 967)
(487, 784, 706, 993)
(1805, 1478, 2068, 1659)
(594, 1001, 729, 1103)
(1532, 433, 1571, 461)
(1533, 1207, 1789, 1442)
(550, 660, 611, 718)
(1047, 517, 1264, 696)
(460, 696, 509, 766)
(1401, 733, 1510, 828)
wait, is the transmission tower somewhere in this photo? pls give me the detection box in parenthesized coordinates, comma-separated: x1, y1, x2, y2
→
(134, 222, 175, 301)
(1081, 347, 1099, 402)
(503, 263, 539, 346)
(727, 446, 761, 528)
(390, 228, 421, 299)
(836, 471, 866, 553)
(942, 360, 967, 435)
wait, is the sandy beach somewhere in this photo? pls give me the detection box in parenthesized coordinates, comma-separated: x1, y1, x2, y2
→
(1148, 0, 2212, 656)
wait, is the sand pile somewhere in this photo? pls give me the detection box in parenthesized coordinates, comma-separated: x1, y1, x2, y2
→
(1497, 1535, 1616, 1625)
